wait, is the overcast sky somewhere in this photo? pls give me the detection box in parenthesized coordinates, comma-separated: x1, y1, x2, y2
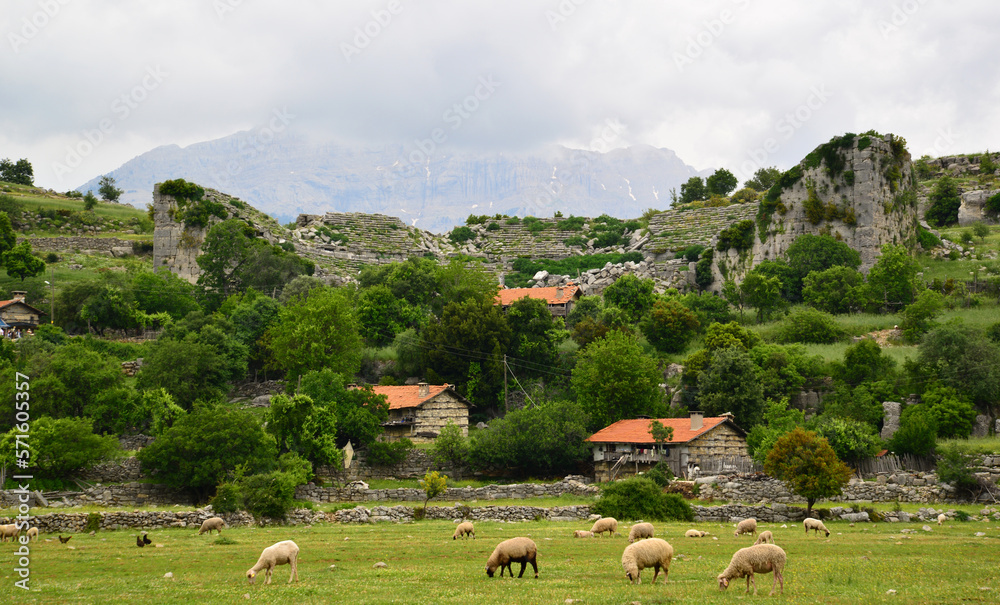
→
(3, 0, 999, 193)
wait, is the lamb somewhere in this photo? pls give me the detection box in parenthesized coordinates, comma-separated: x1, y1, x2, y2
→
(573, 530, 594, 538)
(26, 527, 38, 542)
(685, 529, 709, 538)
(754, 530, 774, 545)
(452, 522, 475, 540)
(198, 517, 227, 535)
(628, 522, 655, 543)
(0, 524, 20, 542)
(803, 517, 830, 537)
(246, 540, 299, 585)
(621, 537, 673, 585)
(590, 517, 618, 538)
(717, 543, 786, 596)
(937, 513, 947, 526)
(485, 537, 538, 578)
(734, 518, 758, 538)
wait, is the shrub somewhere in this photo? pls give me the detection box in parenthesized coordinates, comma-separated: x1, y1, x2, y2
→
(85, 512, 101, 533)
(681, 245, 705, 262)
(643, 461, 674, 487)
(986, 192, 1000, 218)
(917, 227, 942, 249)
(776, 307, 846, 344)
(592, 477, 694, 521)
(716, 220, 755, 252)
(367, 438, 414, 467)
(238, 471, 298, 519)
(210, 482, 245, 514)
(925, 176, 962, 226)
(936, 444, 980, 497)
(448, 226, 475, 244)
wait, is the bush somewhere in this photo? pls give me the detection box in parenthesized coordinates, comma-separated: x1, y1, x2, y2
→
(591, 477, 693, 522)
(85, 512, 101, 533)
(448, 226, 475, 244)
(238, 471, 298, 519)
(367, 438, 414, 467)
(643, 461, 674, 487)
(776, 307, 846, 344)
(889, 407, 936, 456)
(936, 444, 980, 496)
(210, 482, 244, 514)
(917, 227, 942, 250)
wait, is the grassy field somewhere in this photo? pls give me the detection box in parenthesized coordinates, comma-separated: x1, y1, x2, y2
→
(1, 517, 998, 604)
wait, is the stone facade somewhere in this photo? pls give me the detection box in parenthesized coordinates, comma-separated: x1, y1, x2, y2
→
(378, 384, 470, 443)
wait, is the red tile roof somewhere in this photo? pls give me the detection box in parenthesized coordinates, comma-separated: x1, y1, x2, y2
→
(0, 299, 45, 314)
(368, 384, 457, 410)
(496, 284, 581, 307)
(586, 417, 734, 445)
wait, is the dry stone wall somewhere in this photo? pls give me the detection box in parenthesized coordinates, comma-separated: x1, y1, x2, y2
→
(19, 236, 136, 255)
(295, 478, 598, 504)
(695, 471, 962, 505)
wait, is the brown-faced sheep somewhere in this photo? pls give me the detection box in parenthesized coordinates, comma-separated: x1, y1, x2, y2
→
(621, 538, 673, 585)
(685, 529, 709, 538)
(198, 517, 227, 535)
(717, 544, 786, 596)
(803, 517, 830, 537)
(247, 540, 299, 585)
(591, 517, 618, 537)
(734, 518, 757, 538)
(453, 522, 475, 540)
(754, 530, 774, 545)
(485, 537, 537, 578)
(0, 524, 20, 542)
(573, 530, 594, 538)
(628, 522, 654, 543)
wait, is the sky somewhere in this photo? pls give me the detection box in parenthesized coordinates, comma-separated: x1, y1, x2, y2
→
(2, 0, 999, 193)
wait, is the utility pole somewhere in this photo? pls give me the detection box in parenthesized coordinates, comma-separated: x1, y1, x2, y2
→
(503, 354, 508, 414)
(45, 272, 54, 324)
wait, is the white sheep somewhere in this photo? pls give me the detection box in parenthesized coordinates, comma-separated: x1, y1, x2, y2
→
(621, 537, 673, 585)
(0, 524, 20, 542)
(26, 527, 38, 542)
(685, 529, 709, 538)
(627, 522, 654, 543)
(590, 517, 618, 538)
(937, 513, 947, 526)
(803, 517, 830, 537)
(453, 521, 475, 540)
(198, 517, 227, 535)
(754, 530, 774, 545)
(573, 530, 594, 538)
(247, 540, 299, 585)
(485, 537, 538, 578)
(734, 518, 758, 538)
(717, 543, 786, 596)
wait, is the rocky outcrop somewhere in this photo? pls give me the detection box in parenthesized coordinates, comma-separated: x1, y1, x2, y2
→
(958, 188, 1000, 225)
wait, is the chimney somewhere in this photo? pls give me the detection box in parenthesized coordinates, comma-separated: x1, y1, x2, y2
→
(555, 286, 564, 299)
(418, 382, 429, 398)
(11, 291, 26, 303)
(690, 411, 703, 431)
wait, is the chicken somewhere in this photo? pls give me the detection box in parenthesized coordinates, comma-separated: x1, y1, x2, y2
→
(58, 535, 72, 544)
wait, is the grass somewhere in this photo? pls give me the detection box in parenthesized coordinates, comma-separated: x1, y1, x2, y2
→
(4, 517, 999, 603)
(938, 436, 1000, 455)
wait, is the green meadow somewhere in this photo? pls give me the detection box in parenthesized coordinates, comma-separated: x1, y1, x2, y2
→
(1, 517, 998, 604)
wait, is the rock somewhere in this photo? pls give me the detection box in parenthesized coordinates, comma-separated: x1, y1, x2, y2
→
(922, 525, 933, 532)
(164, 572, 173, 579)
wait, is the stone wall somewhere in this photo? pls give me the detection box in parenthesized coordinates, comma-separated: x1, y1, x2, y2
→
(315, 449, 456, 481)
(645, 203, 759, 253)
(0, 483, 194, 509)
(78, 457, 143, 483)
(18, 236, 136, 255)
(296, 478, 598, 504)
(0, 509, 254, 534)
(695, 471, 961, 505)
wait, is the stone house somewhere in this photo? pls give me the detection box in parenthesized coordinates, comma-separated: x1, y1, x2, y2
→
(495, 283, 581, 317)
(0, 291, 45, 332)
(373, 383, 470, 443)
(586, 412, 748, 482)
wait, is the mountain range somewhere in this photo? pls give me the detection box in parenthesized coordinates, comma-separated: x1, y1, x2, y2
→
(77, 132, 710, 232)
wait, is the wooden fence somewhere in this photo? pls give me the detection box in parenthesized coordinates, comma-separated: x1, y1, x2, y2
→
(696, 455, 762, 475)
(855, 453, 936, 476)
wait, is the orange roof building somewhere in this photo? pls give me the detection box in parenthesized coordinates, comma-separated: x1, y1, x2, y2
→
(495, 283, 581, 316)
(370, 382, 470, 443)
(586, 412, 747, 482)
(0, 291, 46, 329)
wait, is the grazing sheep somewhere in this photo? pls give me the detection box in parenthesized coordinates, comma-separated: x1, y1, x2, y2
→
(452, 522, 475, 540)
(628, 522, 654, 543)
(198, 517, 227, 536)
(734, 518, 758, 538)
(26, 527, 38, 542)
(247, 540, 299, 585)
(717, 544, 786, 596)
(0, 524, 20, 542)
(621, 537, 673, 585)
(590, 517, 618, 538)
(485, 537, 538, 578)
(803, 517, 830, 537)
(754, 530, 774, 545)
(937, 513, 947, 526)
(685, 529, 709, 538)
(573, 530, 594, 538)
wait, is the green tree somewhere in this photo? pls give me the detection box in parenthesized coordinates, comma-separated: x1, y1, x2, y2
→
(785, 233, 861, 299)
(706, 168, 739, 196)
(433, 257, 499, 314)
(26, 342, 125, 419)
(2, 241, 45, 281)
(802, 266, 869, 314)
(137, 405, 278, 500)
(639, 297, 700, 354)
(836, 339, 897, 386)
(431, 420, 470, 472)
(921, 384, 977, 439)
(506, 295, 563, 377)
(744, 166, 781, 191)
(131, 269, 201, 320)
(866, 244, 919, 311)
(899, 289, 945, 342)
(740, 271, 784, 323)
(571, 331, 663, 430)
(764, 427, 853, 514)
(815, 417, 881, 466)
(775, 307, 846, 344)
(419, 470, 448, 508)
(745, 397, 804, 463)
(696, 346, 765, 429)
(298, 369, 389, 448)
(909, 321, 1000, 407)
(925, 175, 962, 226)
(888, 407, 936, 457)
(356, 284, 422, 347)
(98, 175, 123, 202)
(267, 287, 362, 383)
(972, 221, 990, 243)
(602, 274, 655, 322)
(265, 393, 341, 467)
(0, 212, 16, 255)
(0, 158, 34, 185)
(648, 420, 675, 451)
(32, 416, 120, 479)
(679, 176, 708, 205)
(83, 191, 98, 211)
(591, 477, 693, 521)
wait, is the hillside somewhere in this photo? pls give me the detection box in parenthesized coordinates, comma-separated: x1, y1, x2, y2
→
(75, 133, 708, 232)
